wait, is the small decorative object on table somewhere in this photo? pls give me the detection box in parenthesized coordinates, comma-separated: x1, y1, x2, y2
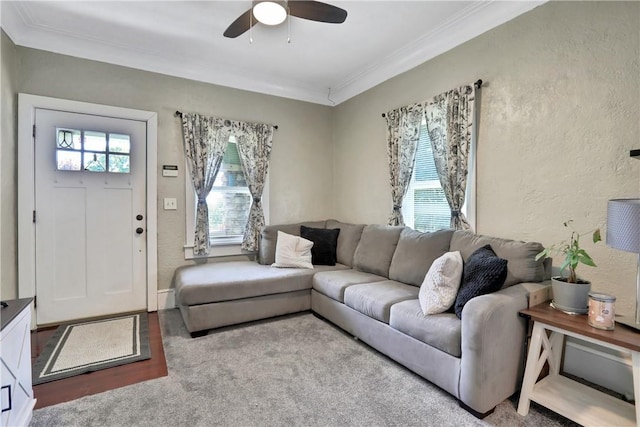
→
(588, 292, 616, 330)
(536, 220, 601, 314)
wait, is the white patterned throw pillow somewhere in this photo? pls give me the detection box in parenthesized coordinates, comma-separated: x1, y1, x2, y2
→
(419, 251, 464, 315)
(271, 231, 314, 269)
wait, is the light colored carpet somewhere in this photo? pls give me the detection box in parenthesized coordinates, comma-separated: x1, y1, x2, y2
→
(31, 310, 577, 426)
(32, 313, 150, 385)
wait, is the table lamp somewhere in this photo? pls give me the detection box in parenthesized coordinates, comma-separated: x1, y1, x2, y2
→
(607, 198, 640, 331)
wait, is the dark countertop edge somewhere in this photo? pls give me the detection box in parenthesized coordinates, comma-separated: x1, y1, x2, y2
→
(1, 298, 33, 332)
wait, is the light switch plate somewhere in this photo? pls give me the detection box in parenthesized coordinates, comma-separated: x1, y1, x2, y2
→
(163, 198, 177, 210)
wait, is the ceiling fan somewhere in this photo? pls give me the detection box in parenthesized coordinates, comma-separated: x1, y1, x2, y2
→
(223, 1, 347, 38)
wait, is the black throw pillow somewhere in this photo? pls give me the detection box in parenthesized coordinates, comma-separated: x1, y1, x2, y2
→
(454, 244, 508, 318)
(300, 226, 340, 266)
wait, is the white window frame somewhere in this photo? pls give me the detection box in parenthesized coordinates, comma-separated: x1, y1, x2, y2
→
(403, 118, 476, 232)
(183, 144, 269, 260)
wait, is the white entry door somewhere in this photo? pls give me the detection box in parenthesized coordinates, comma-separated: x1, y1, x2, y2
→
(34, 109, 147, 325)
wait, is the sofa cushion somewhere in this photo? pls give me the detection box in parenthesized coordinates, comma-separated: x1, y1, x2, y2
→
(419, 251, 463, 315)
(389, 228, 454, 287)
(389, 299, 462, 357)
(326, 220, 366, 267)
(174, 260, 348, 306)
(352, 225, 403, 277)
(300, 226, 340, 266)
(312, 269, 387, 302)
(344, 280, 419, 323)
(272, 231, 314, 269)
(454, 245, 508, 318)
(259, 221, 327, 265)
(450, 230, 546, 288)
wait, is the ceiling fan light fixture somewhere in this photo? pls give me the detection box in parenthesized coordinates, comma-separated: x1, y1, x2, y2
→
(252, 1, 287, 26)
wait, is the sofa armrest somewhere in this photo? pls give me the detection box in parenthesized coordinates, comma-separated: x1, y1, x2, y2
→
(458, 282, 549, 414)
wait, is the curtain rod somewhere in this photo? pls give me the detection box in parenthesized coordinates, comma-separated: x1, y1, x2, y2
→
(380, 79, 483, 118)
(175, 111, 278, 130)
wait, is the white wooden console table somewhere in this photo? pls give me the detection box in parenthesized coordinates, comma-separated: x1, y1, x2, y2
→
(518, 303, 639, 427)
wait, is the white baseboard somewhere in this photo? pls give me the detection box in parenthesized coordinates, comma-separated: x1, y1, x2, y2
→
(563, 336, 634, 400)
(157, 289, 176, 310)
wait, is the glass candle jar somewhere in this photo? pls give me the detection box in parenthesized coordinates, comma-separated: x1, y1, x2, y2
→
(587, 292, 616, 330)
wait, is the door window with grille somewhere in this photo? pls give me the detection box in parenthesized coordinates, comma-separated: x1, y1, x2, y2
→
(55, 128, 131, 173)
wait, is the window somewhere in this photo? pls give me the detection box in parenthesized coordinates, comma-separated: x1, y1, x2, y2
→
(402, 118, 475, 232)
(184, 136, 269, 258)
(55, 128, 131, 173)
(207, 138, 251, 243)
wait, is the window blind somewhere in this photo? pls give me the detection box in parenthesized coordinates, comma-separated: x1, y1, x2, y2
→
(404, 121, 451, 232)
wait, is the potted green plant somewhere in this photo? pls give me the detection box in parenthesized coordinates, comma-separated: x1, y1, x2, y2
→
(536, 220, 602, 313)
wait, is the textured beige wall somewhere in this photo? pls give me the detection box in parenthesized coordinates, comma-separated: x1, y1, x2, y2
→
(1, 30, 19, 300)
(332, 2, 640, 317)
(3, 2, 640, 317)
(4, 45, 334, 294)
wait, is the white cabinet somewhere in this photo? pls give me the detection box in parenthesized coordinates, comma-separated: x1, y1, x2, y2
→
(1, 299, 36, 427)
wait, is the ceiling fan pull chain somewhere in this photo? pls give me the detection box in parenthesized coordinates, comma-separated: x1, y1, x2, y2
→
(249, 9, 254, 44)
(287, 4, 291, 43)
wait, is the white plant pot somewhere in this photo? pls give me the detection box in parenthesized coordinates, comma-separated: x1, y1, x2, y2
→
(550, 276, 591, 314)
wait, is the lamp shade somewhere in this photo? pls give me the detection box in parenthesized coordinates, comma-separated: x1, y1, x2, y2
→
(607, 199, 640, 253)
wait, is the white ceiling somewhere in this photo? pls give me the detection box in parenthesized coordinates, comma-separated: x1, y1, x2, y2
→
(1, 1, 544, 106)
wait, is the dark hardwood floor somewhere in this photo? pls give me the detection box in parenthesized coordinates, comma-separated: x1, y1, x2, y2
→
(31, 311, 168, 409)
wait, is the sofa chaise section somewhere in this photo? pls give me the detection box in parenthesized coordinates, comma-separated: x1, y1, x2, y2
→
(175, 260, 348, 335)
(174, 221, 356, 336)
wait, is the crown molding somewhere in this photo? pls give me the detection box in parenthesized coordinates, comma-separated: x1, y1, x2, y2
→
(329, 1, 546, 105)
(2, 1, 546, 107)
(2, 1, 333, 105)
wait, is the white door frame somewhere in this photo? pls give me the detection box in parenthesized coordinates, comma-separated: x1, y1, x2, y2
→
(18, 93, 158, 325)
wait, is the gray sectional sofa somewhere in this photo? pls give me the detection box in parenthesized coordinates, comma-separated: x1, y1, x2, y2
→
(172, 219, 551, 417)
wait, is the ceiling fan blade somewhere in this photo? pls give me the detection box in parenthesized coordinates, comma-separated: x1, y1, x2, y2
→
(288, 1, 347, 24)
(223, 9, 256, 38)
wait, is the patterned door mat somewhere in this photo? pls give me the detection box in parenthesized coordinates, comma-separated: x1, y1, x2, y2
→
(32, 313, 150, 385)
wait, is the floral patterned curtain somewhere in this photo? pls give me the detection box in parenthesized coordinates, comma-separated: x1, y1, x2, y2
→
(181, 113, 230, 255)
(424, 85, 475, 230)
(384, 103, 424, 226)
(231, 121, 274, 251)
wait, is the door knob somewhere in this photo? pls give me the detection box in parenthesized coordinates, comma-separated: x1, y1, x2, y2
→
(136, 214, 143, 221)
(136, 227, 144, 235)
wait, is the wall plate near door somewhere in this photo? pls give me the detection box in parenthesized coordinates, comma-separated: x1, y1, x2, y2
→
(163, 198, 177, 210)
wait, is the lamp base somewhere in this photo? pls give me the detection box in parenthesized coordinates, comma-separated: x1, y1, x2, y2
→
(616, 316, 640, 332)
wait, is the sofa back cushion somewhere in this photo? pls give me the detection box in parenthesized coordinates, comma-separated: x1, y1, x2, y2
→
(326, 220, 366, 267)
(449, 230, 546, 288)
(352, 224, 403, 277)
(388, 228, 454, 287)
(259, 221, 327, 265)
